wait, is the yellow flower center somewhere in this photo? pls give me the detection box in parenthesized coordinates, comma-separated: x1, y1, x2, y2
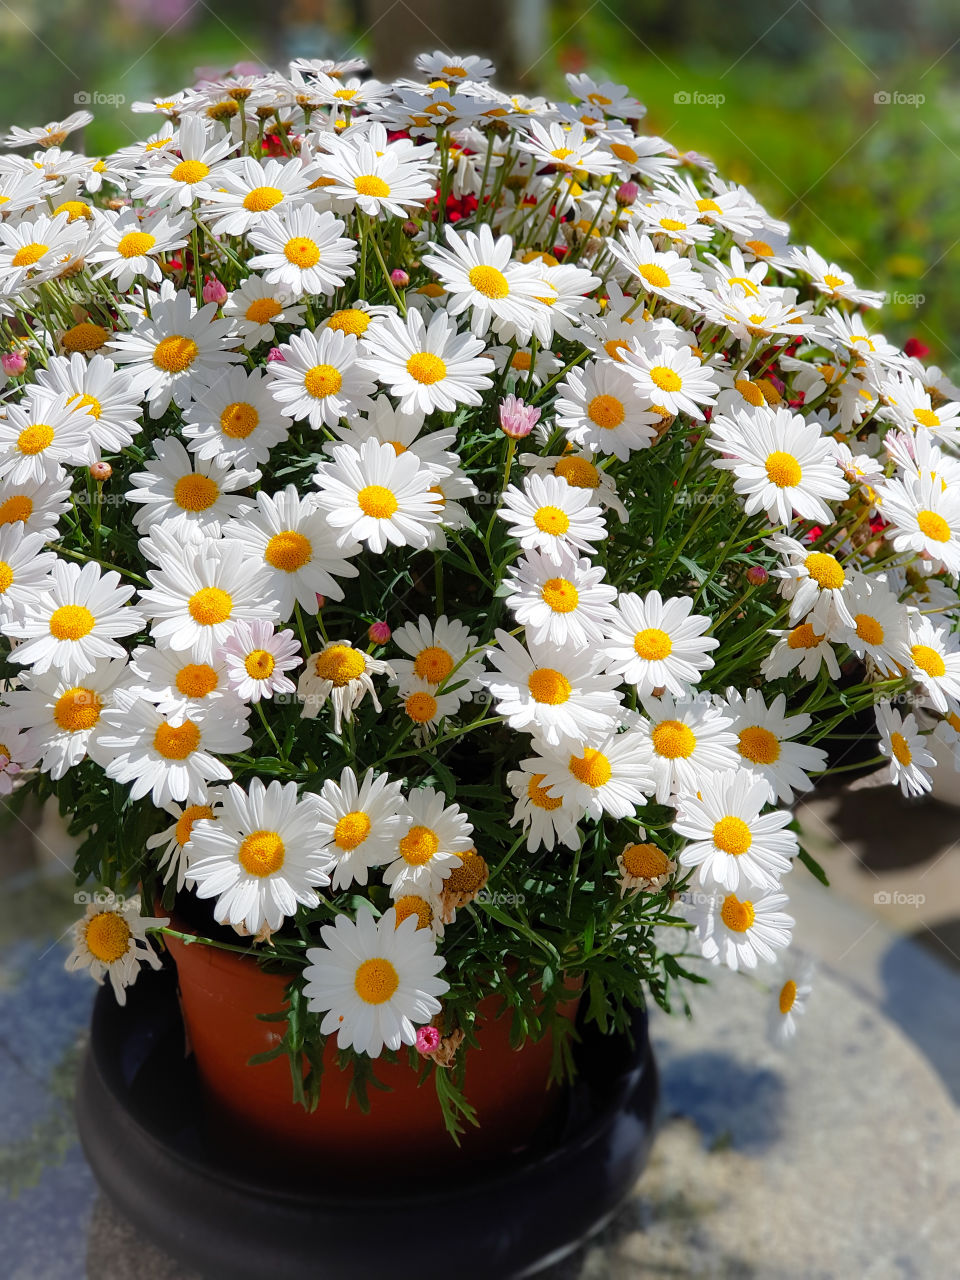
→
(527, 666, 572, 704)
(637, 262, 670, 289)
(854, 613, 884, 646)
(406, 352, 447, 384)
(66, 392, 102, 419)
(568, 746, 612, 788)
(541, 577, 579, 613)
(16, 424, 54, 455)
(303, 363, 343, 398)
(284, 236, 321, 268)
(804, 552, 845, 590)
(738, 725, 780, 764)
(510, 350, 532, 371)
(651, 719, 696, 759)
(649, 365, 682, 393)
(911, 643, 946, 678)
(153, 335, 199, 373)
(12, 242, 48, 267)
(314, 644, 365, 686)
(917, 509, 950, 542)
(84, 911, 131, 963)
(633, 627, 672, 661)
(399, 824, 440, 865)
(413, 646, 454, 683)
(0, 495, 31, 525)
(734, 378, 765, 407)
(219, 401, 259, 438)
(765, 451, 802, 488)
(53, 200, 92, 221)
(265, 530, 312, 572)
(745, 239, 773, 257)
(822, 273, 846, 289)
(175, 803, 214, 846)
(188, 587, 233, 626)
(444, 848, 487, 894)
(550, 146, 575, 161)
(720, 893, 756, 932)
(327, 308, 370, 336)
(117, 230, 156, 258)
(62, 322, 108, 352)
(49, 604, 95, 641)
(53, 686, 101, 732)
(467, 264, 510, 299)
(243, 185, 284, 211)
(555, 456, 599, 490)
(913, 407, 940, 428)
(244, 649, 276, 679)
(533, 504, 570, 536)
(153, 720, 201, 760)
(406, 690, 439, 723)
(622, 842, 670, 880)
(175, 663, 218, 698)
(587, 393, 625, 429)
(0, 561, 12, 593)
(353, 174, 391, 198)
(713, 815, 753, 856)
(889, 731, 912, 766)
(245, 297, 283, 324)
(238, 829, 285, 876)
(787, 623, 824, 650)
(171, 159, 210, 184)
(527, 772, 561, 810)
(778, 979, 797, 1014)
(393, 895, 433, 930)
(173, 473, 219, 512)
(357, 484, 399, 519)
(334, 810, 372, 850)
(354, 956, 399, 1005)
(696, 197, 722, 214)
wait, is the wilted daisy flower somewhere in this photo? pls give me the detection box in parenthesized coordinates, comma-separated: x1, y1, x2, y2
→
(0, 525, 56, 623)
(637, 691, 739, 804)
(32, 354, 143, 455)
(768, 956, 814, 1044)
(224, 485, 359, 616)
(762, 622, 841, 682)
(303, 906, 448, 1058)
(359, 307, 494, 415)
(0, 393, 97, 482)
(875, 700, 936, 798)
(126, 437, 258, 537)
(266, 326, 376, 429)
(183, 367, 291, 468)
(906, 616, 960, 714)
(616, 839, 676, 897)
(554, 358, 659, 459)
(220, 619, 301, 702)
(689, 887, 794, 971)
(723, 687, 826, 804)
(308, 766, 410, 891)
(247, 205, 357, 297)
(146, 792, 222, 891)
(87, 208, 191, 290)
(65, 894, 167, 1006)
(526, 729, 654, 821)
(2, 109, 92, 148)
(132, 114, 236, 208)
(383, 786, 474, 899)
(4, 559, 142, 681)
(187, 778, 334, 937)
(481, 628, 623, 747)
(504, 547, 617, 648)
(390, 614, 483, 705)
(498, 473, 607, 564)
(601, 590, 718, 696)
(221, 277, 307, 349)
(298, 640, 391, 733)
(313, 439, 443, 554)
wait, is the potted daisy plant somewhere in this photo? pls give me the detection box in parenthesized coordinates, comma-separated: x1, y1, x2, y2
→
(1, 47, 958, 1270)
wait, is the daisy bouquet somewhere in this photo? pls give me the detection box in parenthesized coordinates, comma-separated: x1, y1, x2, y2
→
(1, 52, 958, 1132)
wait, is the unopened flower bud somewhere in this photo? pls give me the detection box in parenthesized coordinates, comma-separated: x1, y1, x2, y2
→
(746, 565, 769, 586)
(616, 181, 639, 206)
(315, 593, 325, 609)
(368, 621, 391, 645)
(499, 393, 541, 439)
(1, 351, 27, 376)
(390, 268, 410, 287)
(202, 276, 228, 305)
(401, 220, 418, 238)
(90, 461, 113, 482)
(416, 1026, 441, 1055)
(266, 346, 286, 363)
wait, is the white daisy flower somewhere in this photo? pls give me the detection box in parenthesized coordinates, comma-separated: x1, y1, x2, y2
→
(359, 307, 494, 415)
(415, 50, 495, 81)
(0, 525, 56, 623)
(32, 354, 143, 455)
(636, 691, 739, 804)
(4, 558, 142, 681)
(518, 119, 619, 176)
(498, 473, 607, 564)
(619, 339, 720, 421)
(0, 393, 97, 483)
(907, 616, 960, 714)
(303, 906, 449, 1058)
(183, 367, 291, 468)
(708, 405, 849, 525)
(247, 205, 357, 298)
(768, 535, 856, 633)
(297, 640, 391, 733)
(762, 622, 842, 683)
(881, 374, 960, 445)
(768, 956, 814, 1044)
(398, 680, 461, 742)
(146, 792, 223, 892)
(132, 114, 236, 208)
(313, 439, 443, 554)
(328, 396, 454, 478)
(187, 778, 334, 937)
(875, 700, 936, 798)
(504, 546, 617, 649)
(220, 619, 301, 702)
(220, 277, 306, 349)
(507, 762, 582, 853)
(723, 687, 826, 804)
(605, 225, 708, 307)
(223, 485, 359, 617)
(87, 208, 191, 290)
(390, 614, 483, 706)
(127, 644, 232, 717)
(311, 123, 436, 217)
(525, 729, 654, 821)
(689, 887, 794, 972)
(0, 210, 89, 289)
(481, 628, 623, 747)
(877, 472, 960, 577)
(601, 590, 718, 696)
(519, 450, 629, 522)
(554, 358, 659, 459)
(126, 437, 259, 537)
(65, 894, 167, 1007)
(307, 766, 410, 891)
(267, 326, 376, 430)
(89, 686, 250, 805)
(837, 574, 910, 676)
(2, 110, 90, 149)
(674, 767, 797, 892)
(199, 154, 320, 235)
(790, 246, 885, 309)
(616, 839, 676, 897)
(383, 786, 474, 899)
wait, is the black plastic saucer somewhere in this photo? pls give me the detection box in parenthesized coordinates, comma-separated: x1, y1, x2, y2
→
(76, 965, 659, 1279)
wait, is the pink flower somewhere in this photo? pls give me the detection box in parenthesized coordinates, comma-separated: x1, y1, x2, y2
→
(616, 181, 639, 206)
(368, 621, 391, 645)
(416, 1026, 440, 1054)
(1, 351, 27, 376)
(499, 394, 541, 439)
(202, 276, 228, 305)
(266, 346, 286, 363)
(390, 268, 410, 287)
(746, 565, 769, 586)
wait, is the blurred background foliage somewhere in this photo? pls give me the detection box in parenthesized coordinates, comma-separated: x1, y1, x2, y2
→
(1, 0, 959, 366)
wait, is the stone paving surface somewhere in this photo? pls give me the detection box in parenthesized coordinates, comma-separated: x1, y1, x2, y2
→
(1, 782, 958, 1279)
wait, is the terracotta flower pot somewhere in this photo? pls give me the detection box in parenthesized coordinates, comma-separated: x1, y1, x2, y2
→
(164, 918, 581, 1169)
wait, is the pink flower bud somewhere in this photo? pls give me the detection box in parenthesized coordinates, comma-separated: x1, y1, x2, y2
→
(746, 565, 769, 586)
(390, 268, 410, 287)
(202, 276, 228, 305)
(401, 220, 418, 238)
(368, 621, 391, 645)
(315, 593, 325, 609)
(416, 1026, 441, 1055)
(1, 351, 27, 376)
(89, 461, 113, 482)
(499, 393, 541, 439)
(266, 346, 286, 363)
(616, 181, 639, 206)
